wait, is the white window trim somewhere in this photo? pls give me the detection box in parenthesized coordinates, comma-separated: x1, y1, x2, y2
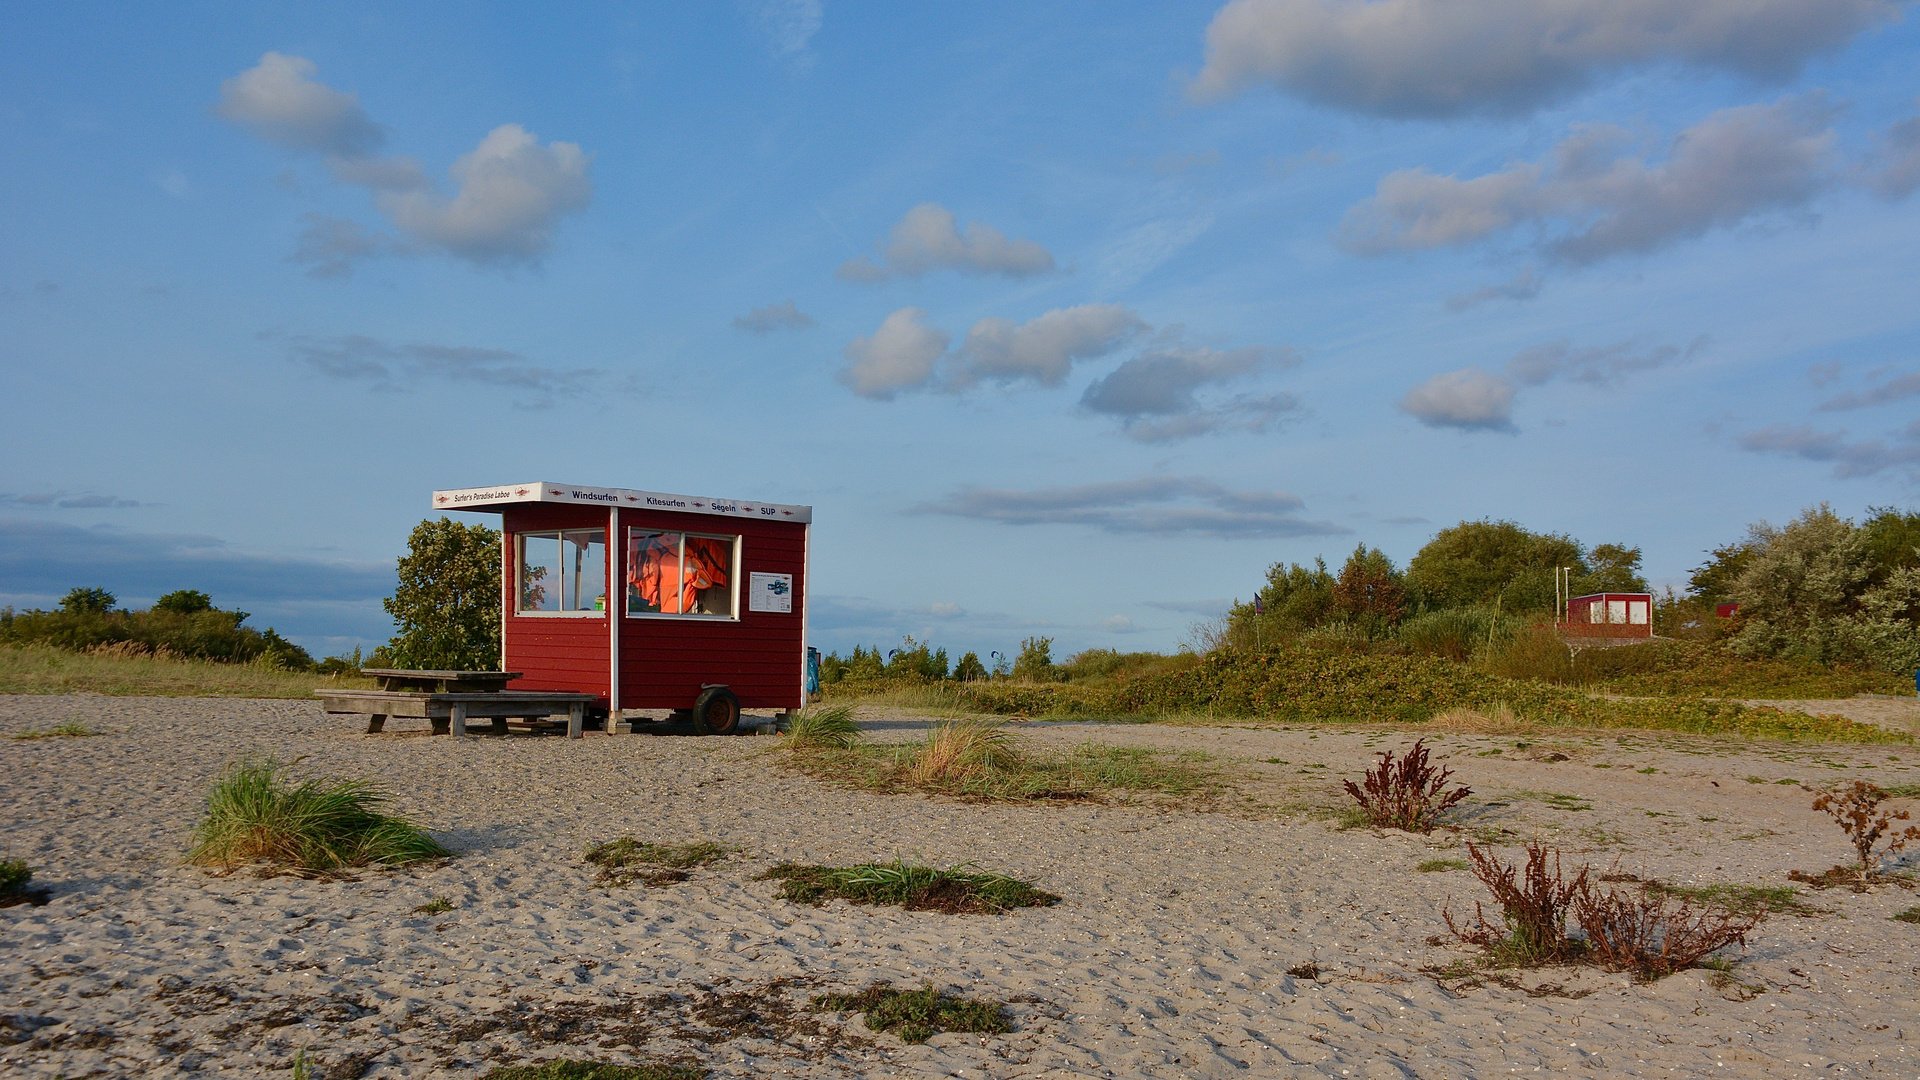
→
(515, 529, 608, 618)
(624, 530, 742, 621)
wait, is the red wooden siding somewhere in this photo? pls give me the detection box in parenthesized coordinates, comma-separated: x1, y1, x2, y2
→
(501, 503, 806, 711)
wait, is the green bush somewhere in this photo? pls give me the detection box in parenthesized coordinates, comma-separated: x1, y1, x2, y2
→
(1012, 636, 1056, 681)
(0, 595, 311, 668)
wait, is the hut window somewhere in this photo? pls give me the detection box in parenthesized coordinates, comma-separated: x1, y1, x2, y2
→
(517, 530, 607, 614)
(627, 530, 737, 617)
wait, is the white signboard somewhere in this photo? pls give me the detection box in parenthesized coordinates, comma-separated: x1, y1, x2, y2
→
(748, 572, 794, 613)
(431, 481, 812, 523)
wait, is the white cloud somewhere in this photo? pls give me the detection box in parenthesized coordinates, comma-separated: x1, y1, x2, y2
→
(838, 308, 951, 400)
(0, 491, 144, 510)
(1080, 342, 1301, 441)
(1402, 338, 1695, 431)
(950, 304, 1147, 388)
(915, 476, 1346, 538)
(732, 299, 816, 333)
(1399, 368, 1518, 431)
(836, 203, 1055, 281)
(1341, 96, 1838, 263)
(1102, 615, 1141, 633)
(376, 124, 592, 264)
(217, 55, 592, 267)
(1740, 420, 1920, 480)
(215, 52, 384, 156)
(1189, 0, 1897, 118)
(745, 0, 823, 66)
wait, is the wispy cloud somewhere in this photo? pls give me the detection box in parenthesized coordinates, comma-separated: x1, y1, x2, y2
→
(1401, 338, 1696, 431)
(0, 491, 145, 510)
(732, 299, 816, 334)
(290, 334, 607, 402)
(1189, 0, 1896, 118)
(743, 0, 823, 69)
(1080, 340, 1301, 441)
(1445, 268, 1542, 312)
(217, 53, 592, 270)
(915, 476, 1345, 538)
(1739, 420, 1920, 481)
(836, 203, 1055, 282)
(1341, 96, 1838, 264)
(1816, 370, 1920, 411)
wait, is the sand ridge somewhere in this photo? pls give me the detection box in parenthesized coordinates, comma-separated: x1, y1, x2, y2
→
(3, 695, 1919, 1078)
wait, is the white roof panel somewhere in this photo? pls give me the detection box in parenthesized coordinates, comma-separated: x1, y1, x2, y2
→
(432, 482, 811, 523)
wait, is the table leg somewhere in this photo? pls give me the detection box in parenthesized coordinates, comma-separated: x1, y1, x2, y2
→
(489, 716, 509, 736)
(568, 704, 583, 740)
(451, 702, 468, 738)
(366, 714, 386, 734)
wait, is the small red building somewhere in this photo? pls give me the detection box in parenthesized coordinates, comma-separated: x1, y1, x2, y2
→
(432, 481, 811, 734)
(1564, 592, 1653, 639)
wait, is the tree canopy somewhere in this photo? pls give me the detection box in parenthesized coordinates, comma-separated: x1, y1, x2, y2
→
(382, 517, 502, 670)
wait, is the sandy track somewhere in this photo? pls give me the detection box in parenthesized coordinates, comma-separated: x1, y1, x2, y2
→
(3, 695, 1919, 1079)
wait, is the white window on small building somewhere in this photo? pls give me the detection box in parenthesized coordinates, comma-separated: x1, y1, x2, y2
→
(1628, 600, 1649, 625)
(626, 529, 739, 618)
(517, 530, 607, 614)
(1607, 599, 1627, 624)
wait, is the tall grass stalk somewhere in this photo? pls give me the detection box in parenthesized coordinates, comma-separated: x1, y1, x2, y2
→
(188, 759, 450, 874)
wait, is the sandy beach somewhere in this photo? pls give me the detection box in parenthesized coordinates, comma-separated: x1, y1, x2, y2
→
(4, 694, 1919, 1079)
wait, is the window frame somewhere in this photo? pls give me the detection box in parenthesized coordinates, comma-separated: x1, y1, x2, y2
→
(514, 528, 610, 618)
(624, 528, 742, 621)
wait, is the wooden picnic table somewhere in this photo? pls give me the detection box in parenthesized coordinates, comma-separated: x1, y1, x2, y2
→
(317, 683, 599, 739)
(359, 668, 523, 693)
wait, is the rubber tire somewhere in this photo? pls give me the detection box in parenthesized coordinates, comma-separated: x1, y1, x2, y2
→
(691, 686, 741, 736)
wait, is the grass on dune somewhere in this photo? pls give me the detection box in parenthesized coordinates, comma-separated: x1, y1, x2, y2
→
(760, 859, 1060, 914)
(784, 718, 1223, 802)
(477, 1062, 705, 1080)
(583, 839, 734, 887)
(810, 982, 1012, 1044)
(0, 642, 373, 699)
(11, 719, 96, 739)
(188, 758, 451, 875)
(782, 702, 861, 748)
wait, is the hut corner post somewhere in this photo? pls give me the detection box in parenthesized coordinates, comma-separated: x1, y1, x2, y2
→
(608, 505, 621, 724)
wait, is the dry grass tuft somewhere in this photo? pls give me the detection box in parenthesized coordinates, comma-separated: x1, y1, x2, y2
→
(1427, 703, 1530, 735)
(906, 720, 1025, 786)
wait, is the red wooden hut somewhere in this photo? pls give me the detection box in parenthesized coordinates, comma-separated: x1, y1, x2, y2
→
(1563, 592, 1653, 640)
(432, 481, 811, 734)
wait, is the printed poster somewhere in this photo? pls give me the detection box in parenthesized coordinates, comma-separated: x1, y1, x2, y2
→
(748, 572, 793, 613)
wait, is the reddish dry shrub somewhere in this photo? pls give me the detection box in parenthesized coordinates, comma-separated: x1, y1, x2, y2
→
(1342, 738, 1472, 833)
(1572, 886, 1761, 979)
(1809, 781, 1920, 871)
(1443, 842, 1589, 963)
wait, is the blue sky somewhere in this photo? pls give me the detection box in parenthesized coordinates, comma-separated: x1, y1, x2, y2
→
(4, 1, 1919, 660)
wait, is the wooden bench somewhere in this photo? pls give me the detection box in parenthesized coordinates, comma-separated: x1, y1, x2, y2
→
(316, 688, 602, 739)
(359, 668, 523, 693)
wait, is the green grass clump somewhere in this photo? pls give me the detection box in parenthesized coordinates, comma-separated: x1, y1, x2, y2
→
(1893, 906, 1920, 924)
(787, 723, 1221, 802)
(187, 758, 451, 875)
(412, 896, 454, 915)
(10, 720, 95, 739)
(0, 859, 32, 895)
(0, 643, 372, 698)
(1643, 882, 1819, 917)
(477, 1062, 705, 1080)
(760, 860, 1059, 914)
(811, 982, 1011, 1044)
(1417, 858, 1469, 872)
(584, 839, 732, 886)
(784, 703, 860, 748)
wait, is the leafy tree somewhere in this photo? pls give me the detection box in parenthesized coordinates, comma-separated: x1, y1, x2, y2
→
(152, 589, 214, 615)
(886, 636, 949, 680)
(1687, 541, 1755, 604)
(382, 517, 502, 670)
(1728, 504, 1920, 673)
(1257, 558, 1336, 631)
(1329, 544, 1407, 634)
(953, 651, 989, 682)
(844, 645, 886, 679)
(1406, 520, 1586, 613)
(1013, 635, 1056, 681)
(1862, 506, 1920, 584)
(61, 587, 116, 615)
(1579, 544, 1649, 594)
